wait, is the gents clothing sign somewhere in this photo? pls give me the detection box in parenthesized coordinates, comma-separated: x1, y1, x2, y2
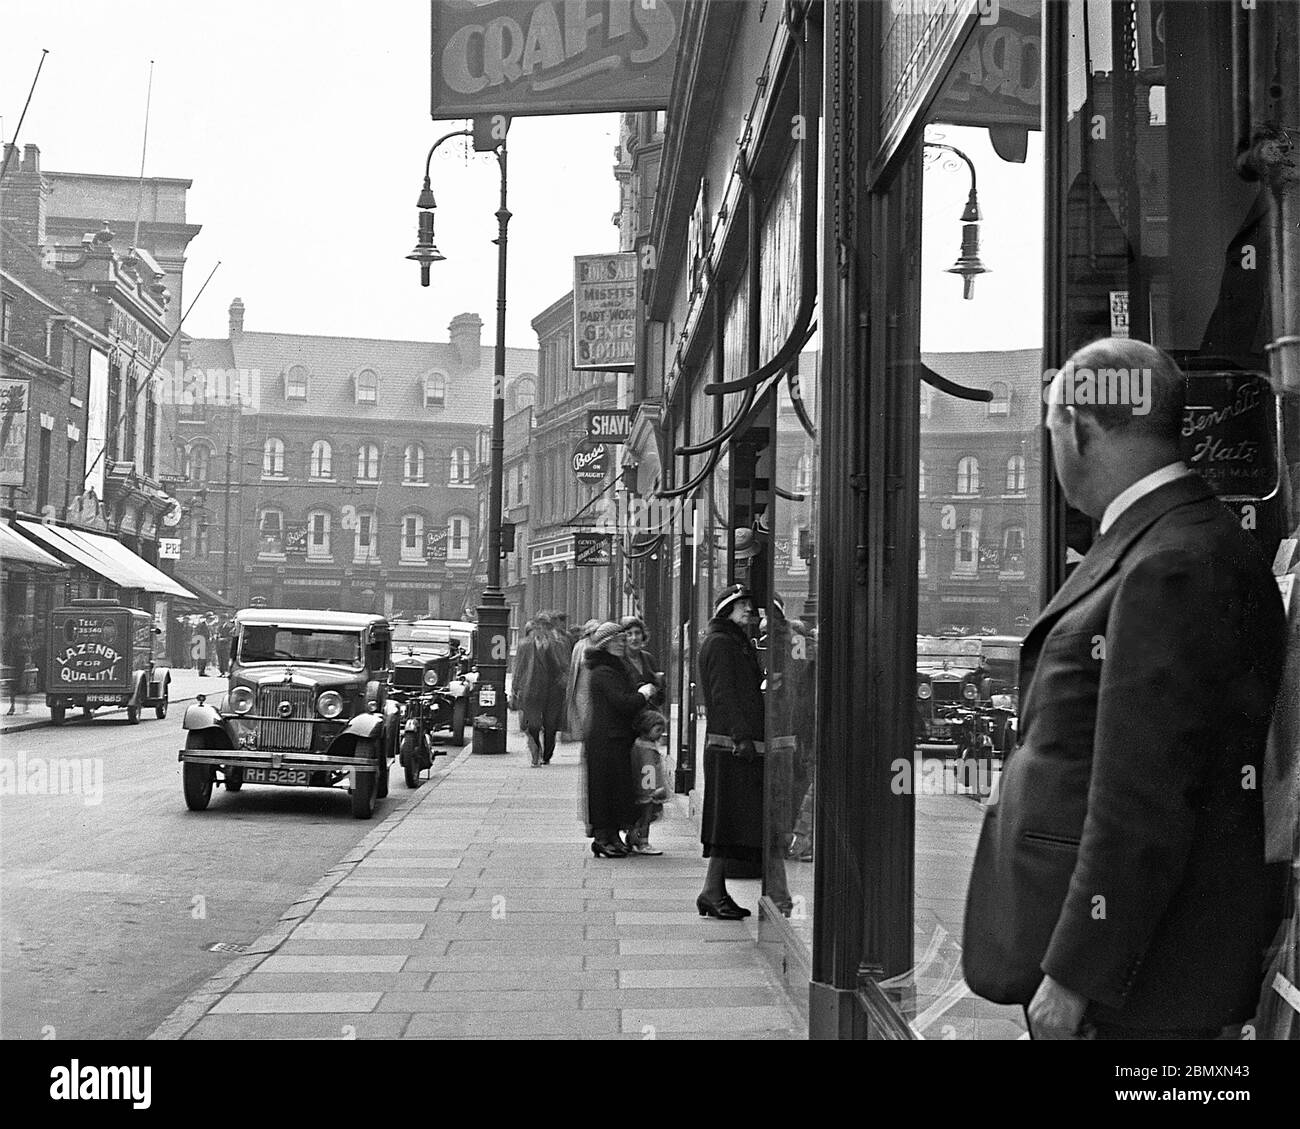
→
(574, 253, 636, 371)
(431, 1, 682, 118)
(574, 532, 612, 566)
(573, 442, 609, 483)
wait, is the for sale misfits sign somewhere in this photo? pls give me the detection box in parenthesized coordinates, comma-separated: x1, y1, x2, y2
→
(431, 1, 682, 118)
(574, 252, 636, 371)
(53, 615, 127, 685)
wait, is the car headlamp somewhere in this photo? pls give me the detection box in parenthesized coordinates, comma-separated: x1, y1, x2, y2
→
(317, 690, 344, 718)
(917, 684, 932, 700)
(229, 686, 254, 714)
(963, 683, 977, 700)
(423, 669, 439, 687)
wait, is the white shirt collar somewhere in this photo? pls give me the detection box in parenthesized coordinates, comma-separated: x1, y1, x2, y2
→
(1099, 462, 1193, 535)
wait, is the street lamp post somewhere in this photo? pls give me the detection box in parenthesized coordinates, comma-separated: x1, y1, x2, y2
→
(409, 128, 511, 754)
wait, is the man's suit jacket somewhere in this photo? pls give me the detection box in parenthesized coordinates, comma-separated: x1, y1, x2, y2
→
(962, 474, 1286, 1030)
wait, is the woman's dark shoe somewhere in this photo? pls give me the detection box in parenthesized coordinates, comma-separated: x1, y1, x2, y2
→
(696, 893, 747, 920)
(592, 840, 629, 858)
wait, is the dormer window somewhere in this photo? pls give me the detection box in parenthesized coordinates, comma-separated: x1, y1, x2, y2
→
(356, 369, 378, 404)
(286, 365, 309, 401)
(425, 373, 447, 408)
(988, 381, 1011, 416)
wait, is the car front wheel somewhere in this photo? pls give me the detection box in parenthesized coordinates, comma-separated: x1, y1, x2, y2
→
(183, 762, 214, 811)
(351, 738, 377, 819)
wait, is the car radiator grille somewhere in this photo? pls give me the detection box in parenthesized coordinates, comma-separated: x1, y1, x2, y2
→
(393, 666, 424, 689)
(932, 682, 963, 702)
(255, 686, 316, 751)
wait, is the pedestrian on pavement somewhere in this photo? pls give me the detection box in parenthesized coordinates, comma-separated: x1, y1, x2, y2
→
(584, 621, 657, 857)
(512, 613, 566, 766)
(216, 616, 235, 675)
(963, 338, 1287, 1040)
(191, 615, 211, 677)
(565, 619, 600, 743)
(619, 615, 664, 709)
(4, 616, 33, 716)
(627, 708, 669, 855)
(696, 584, 765, 919)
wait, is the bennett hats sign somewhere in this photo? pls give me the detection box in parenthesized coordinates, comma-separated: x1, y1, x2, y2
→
(587, 409, 630, 442)
(573, 441, 608, 483)
(574, 532, 612, 566)
(574, 252, 636, 371)
(431, 1, 682, 118)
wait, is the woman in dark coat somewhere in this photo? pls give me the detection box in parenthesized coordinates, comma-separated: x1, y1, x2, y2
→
(619, 615, 664, 707)
(584, 621, 656, 857)
(696, 584, 766, 918)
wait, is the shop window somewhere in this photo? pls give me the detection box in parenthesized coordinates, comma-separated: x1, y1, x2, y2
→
(403, 444, 425, 484)
(308, 511, 331, 559)
(310, 440, 332, 479)
(357, 443, 380, 482)
(355, 369, 378, 404)
(258, 509, 284, 557)
(353, 511, 378, 563)
(956, 455, 980, 495)
(401, 514, 425, 562)
(262, 437, 285, 477)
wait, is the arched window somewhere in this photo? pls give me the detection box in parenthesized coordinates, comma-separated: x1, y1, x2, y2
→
(988, 381, 1011, 416)
(403, 444, 425, 483)
(258, 508, 284, 556)
(309, 440, 332, 479)
(510, 375, 536, 412)
(189, 444, 210, 485)
(918, 459, 927, 496)
(353, 510, 378, 563)
(401, 513, 425, 561)
(425, 373, 447, 408)
(189, 512, 209, 559)
(307, 510, 331, 559)
(918, 528, 927, 577)
(286, 365, 309, 400)
(449, 447, 472, 485)
(262, 437, 285, 477)
(956, 456, 980, 495)
(1006, 454, 1026, 493)
(794, 453, 812, 494)
(357, 443, 380, 482)
(447, 514, 471, 561)
(355, 369, 378, 404)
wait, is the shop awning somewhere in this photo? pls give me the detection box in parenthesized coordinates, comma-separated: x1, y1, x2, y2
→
(172, 572, 232, 608)
(0, 521, 70, 572)
(14, 520, 197, 600)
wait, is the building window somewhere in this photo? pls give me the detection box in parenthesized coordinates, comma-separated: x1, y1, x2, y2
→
(919, 382, 932, 417)
(258, 509, 284, 556)
(918, 459, 927, 496)
(449, 447, 471, 485)
(1006, 454, 1026, 493)
(308, 511, 331, 559)
(988, 381, 1011, 415)
(354, 511, 378, 563)
(357, 443, 380, 482)
(447, 514, 470, 561)
(425, 373, 446, 408)
(286, 365, 309, 400)
(954, 528, 979, 576)
(918, 528, 927, 577)
(403, 444, 425, 484)
(355, 369, 378, 404)
(794, 454, 812, 495)
(401, 514, 425, 562)
(263, 437, 285, 477)
(190, 513, 210, 559)
(190, 445, 210, 484)
(310, 439, 332, 479)
(1, 297, 12, 344)
(1002, 527, 1027, 575)
(510, 375, 536, 412)
(519, 464, 529, 505)
(956, 456, 980, 495)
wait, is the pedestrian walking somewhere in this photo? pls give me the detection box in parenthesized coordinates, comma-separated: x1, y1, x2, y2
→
(584, 621, 657, 857)
(964, 339, 1287, 1040)
(511, 614, 567, 766)
(191, 615, 211, 677)
(695, 584, 766, 919)
(216, 616, 235, 675)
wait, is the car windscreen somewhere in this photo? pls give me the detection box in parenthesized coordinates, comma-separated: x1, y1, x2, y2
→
(238, 627, 363, 667)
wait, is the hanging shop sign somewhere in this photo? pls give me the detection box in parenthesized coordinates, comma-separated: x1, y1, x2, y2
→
(158, 538, 181, 560)
(0, 379, 30, 487)
(1181, 372, 1279, 501)
(574, 532, 612, 566)
(573, 441, 609, 484)
(573, 252, 637, 371)
(586, 409, 630, 443)
(431, 0, 683, 118)
(929, 6, 1042, 133)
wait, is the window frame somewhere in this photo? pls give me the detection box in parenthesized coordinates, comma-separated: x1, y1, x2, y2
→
(955, 455, 980, 496)
(307, 510, 332, 560)
(355, 369, 378, 405)
(309, 439, 333, 480)
(357, 443, 380, 483)
(262, 437, 286, 478)
(403, 444, 426, 484)
(400, 513, 425, 562)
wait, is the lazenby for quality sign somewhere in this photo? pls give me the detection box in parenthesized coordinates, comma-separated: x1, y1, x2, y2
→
(573, 252, 636, 371)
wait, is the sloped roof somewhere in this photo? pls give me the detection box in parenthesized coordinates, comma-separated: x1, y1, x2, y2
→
(921, 348, 1044, 431)
(221, 330, 536, 427)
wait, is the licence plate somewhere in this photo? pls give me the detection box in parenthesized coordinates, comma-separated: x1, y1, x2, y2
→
(88, 696, 121, 705)
(241, 767, 310, 786)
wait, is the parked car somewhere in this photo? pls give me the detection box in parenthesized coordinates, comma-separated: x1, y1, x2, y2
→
(915, 634, 1021, 757)
(178, 609, 398, 818)
(389, 620, 476, 787)
(44, 599, 170, 725)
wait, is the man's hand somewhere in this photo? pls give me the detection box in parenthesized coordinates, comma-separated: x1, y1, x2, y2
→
(1028, 975, 1091, 1040)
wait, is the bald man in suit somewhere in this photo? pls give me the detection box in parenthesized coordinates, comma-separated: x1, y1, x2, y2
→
(963, 339, 1286, 1039)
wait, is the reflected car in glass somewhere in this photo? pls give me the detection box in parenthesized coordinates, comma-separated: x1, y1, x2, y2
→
(389, 619, 477, 787)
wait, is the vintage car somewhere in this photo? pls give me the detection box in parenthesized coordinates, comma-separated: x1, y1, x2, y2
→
(389, 620, 477, 787)
(915, 634, 1022, 758)
(178, 609, 399, 818)
(44, 599, 170, 725)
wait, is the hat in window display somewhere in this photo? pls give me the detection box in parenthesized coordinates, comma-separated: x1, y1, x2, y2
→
(733, 527, 760, 559)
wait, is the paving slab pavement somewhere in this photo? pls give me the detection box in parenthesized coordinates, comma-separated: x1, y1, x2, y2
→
(151, 720, 807, 1041)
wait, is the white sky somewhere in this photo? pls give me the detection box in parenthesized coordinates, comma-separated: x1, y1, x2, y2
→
(0, 1, 622, 347)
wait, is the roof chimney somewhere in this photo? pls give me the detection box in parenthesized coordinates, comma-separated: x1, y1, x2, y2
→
(229, 297, 245, 341)
(448, 312, 483, 370)
(0, 142, 48, 250)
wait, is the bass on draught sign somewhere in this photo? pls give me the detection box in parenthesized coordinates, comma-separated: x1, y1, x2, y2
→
(572, 441, 609, 484)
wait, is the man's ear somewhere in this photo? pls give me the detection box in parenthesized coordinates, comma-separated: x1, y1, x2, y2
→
(1068, 406, 1093, 455)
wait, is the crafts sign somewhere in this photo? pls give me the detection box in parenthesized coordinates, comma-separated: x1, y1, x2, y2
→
(431, 1, 682, 118)
(573, 441, 609, 484)
(1181, 372, 1278, 501)
(574, 532, 612, 566)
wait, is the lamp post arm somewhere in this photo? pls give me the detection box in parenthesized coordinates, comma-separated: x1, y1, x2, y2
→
(923, 141, 978, 195)
(424, 129, 474, 181)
